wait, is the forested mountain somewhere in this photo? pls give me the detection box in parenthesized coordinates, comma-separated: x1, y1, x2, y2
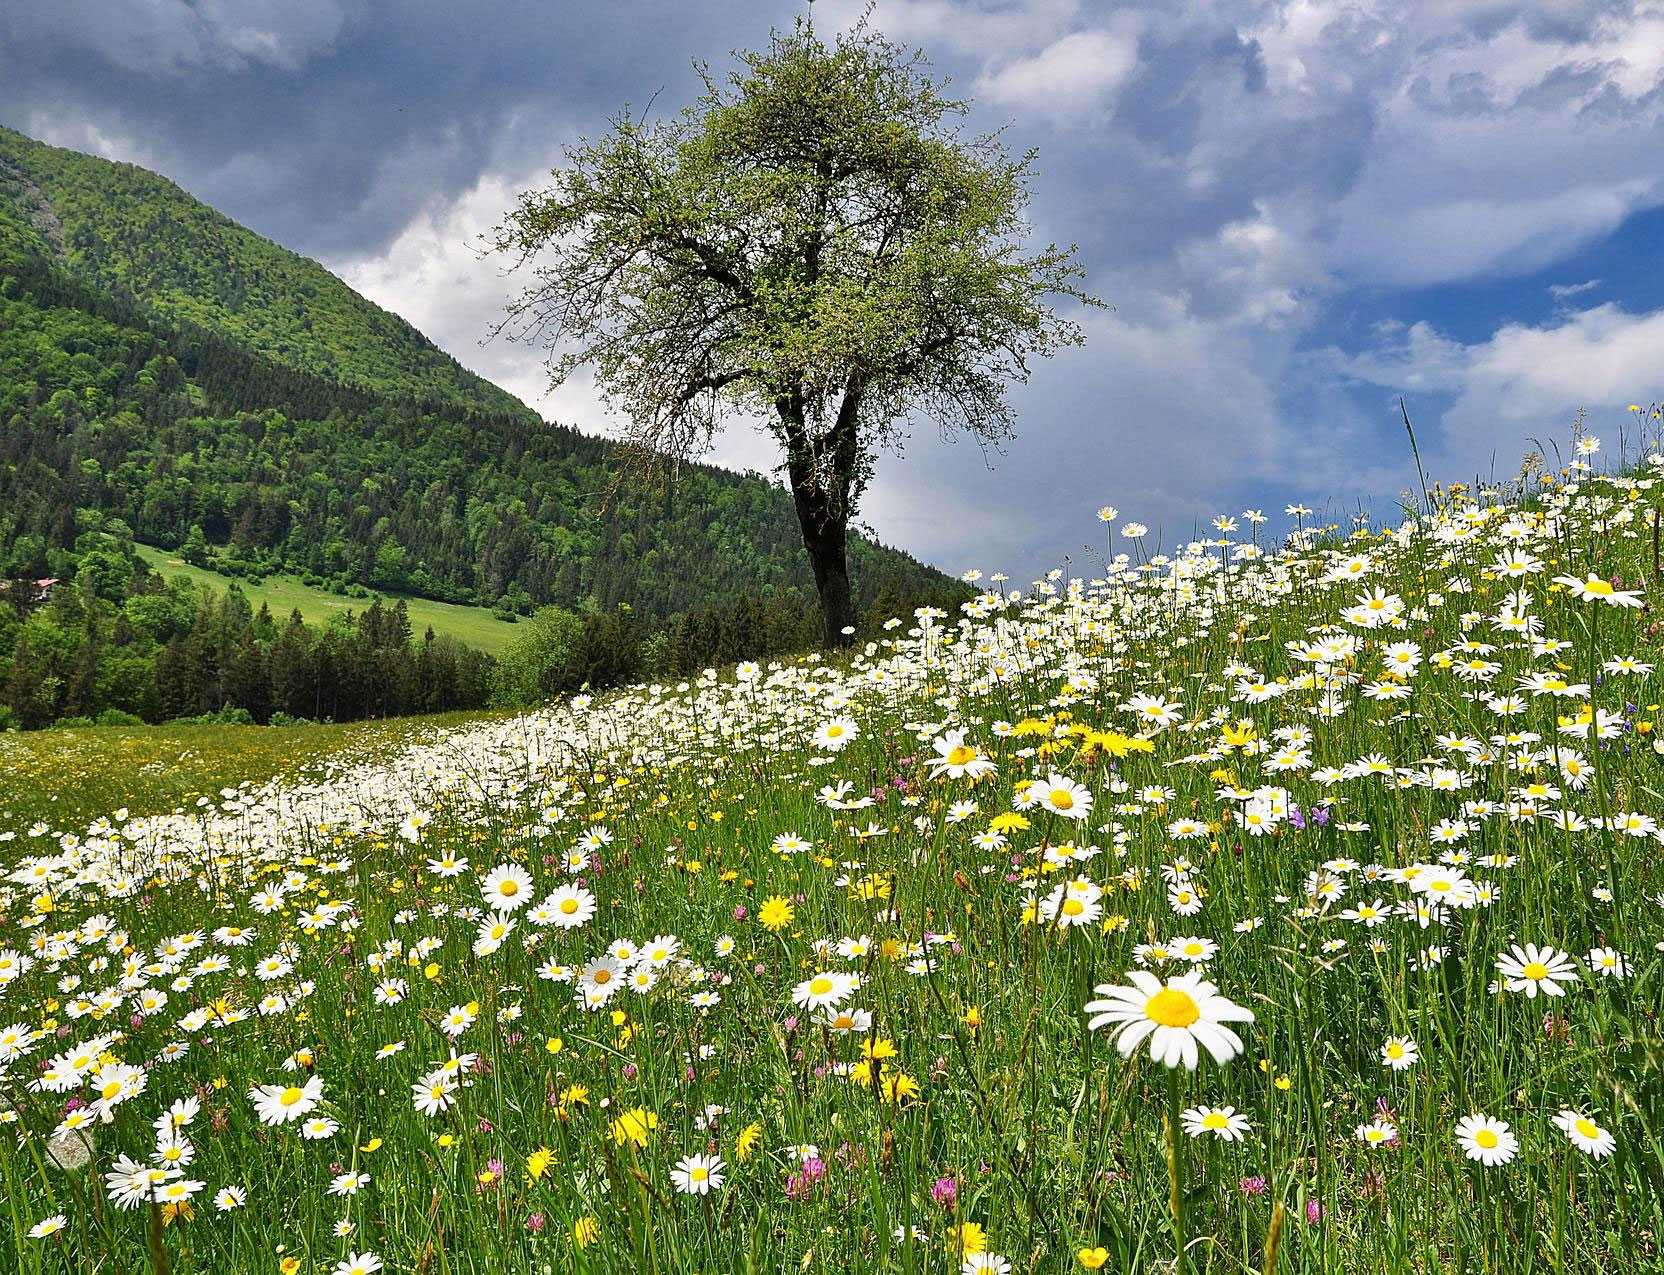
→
(0, 125, 525, 415)
(0, 125, 952, 619)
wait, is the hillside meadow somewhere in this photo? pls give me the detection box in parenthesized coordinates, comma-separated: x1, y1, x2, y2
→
(131, 547, 524, 656)
(3, 434, 1664, 1273)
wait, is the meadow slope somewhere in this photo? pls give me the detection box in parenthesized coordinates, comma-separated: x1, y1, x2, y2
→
(3, 431, 1664, 1274)
(131, 546, 524, 656)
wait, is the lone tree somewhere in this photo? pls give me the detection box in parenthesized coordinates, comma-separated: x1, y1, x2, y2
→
(492, 16, 1097, 646)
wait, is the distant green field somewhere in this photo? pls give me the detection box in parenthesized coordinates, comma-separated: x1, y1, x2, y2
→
(0, 709, 514, 828)
(133, 543, 523, 653)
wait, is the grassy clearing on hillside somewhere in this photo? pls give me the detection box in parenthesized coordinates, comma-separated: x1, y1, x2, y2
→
(133, 545, 523, 654)
(5, 433, 1664, 1274)
(0, 712, 513, 830)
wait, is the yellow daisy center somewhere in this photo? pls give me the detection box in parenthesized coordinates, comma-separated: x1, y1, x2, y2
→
(809, 977, 834, 996)
(1145, 987, 1201, 1028)
(1522, 962, 1549, 980)
(1575, 1118, 1598, 1139)
(1050, 789, 1074, 810)
(947, 745, 976, 766)
(1475, 1129, 1499, 1149)
(279, 1087, 304, 1107)
(1062, 899, 1085, 917)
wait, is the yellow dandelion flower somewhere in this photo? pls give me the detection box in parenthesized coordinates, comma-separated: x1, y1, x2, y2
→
(758, 896, 795, 932)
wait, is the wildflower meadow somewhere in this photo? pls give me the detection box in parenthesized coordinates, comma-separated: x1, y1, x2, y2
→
(5, 426, 1664, 1274)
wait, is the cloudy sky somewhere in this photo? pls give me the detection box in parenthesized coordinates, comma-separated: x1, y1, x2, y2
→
(4, 0, 1664, 578)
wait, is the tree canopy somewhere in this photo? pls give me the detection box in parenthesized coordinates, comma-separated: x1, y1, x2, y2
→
(494, 15, 1098, 643)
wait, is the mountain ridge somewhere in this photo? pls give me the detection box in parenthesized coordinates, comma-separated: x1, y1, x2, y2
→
(0, 124, 534, 418)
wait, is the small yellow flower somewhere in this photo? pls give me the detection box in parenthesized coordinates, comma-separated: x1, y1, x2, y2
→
(758, 895, 795, 932)
(880, 1071, 921, 1104)
(947, 1221, 987, 1258)
(1079, 1248, 1110, 1269)
(609, 1106, 658, 1148)
(526, 1147, 556, 1182)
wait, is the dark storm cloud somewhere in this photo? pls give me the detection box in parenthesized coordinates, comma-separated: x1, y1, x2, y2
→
(0, 1, 778, 258)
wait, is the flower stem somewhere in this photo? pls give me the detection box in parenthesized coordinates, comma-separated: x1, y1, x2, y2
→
(1166, 1067, 1187, 1275)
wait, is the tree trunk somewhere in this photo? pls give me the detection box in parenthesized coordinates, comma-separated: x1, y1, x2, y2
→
(779, 382, 863, 649)
(791, 478, 856, 648)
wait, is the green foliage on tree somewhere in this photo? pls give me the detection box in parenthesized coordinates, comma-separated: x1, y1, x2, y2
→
(490, 606, 584, 706)
(181, 525, 209, 568)
(493, 15, 1097, 644)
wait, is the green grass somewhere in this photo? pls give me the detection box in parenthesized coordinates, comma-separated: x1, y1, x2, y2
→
(133, 544, 523, 654)
(4, 447, 1664, 1274)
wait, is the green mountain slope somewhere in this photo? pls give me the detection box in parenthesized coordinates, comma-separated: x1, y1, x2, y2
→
(0, 126, 955, 621)
(0, 125, 526, 415)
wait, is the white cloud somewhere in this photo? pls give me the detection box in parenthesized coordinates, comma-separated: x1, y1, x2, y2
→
(1317, 302, 1664, 478)
(336, 157, 1312, 578)
(1327, 182, 1652, 288)
(977, 22, 1142, 126)
(1175, 202, 1332, 326)
(1454, 304, 1664, 420)
(1243, 1, 1664, 288)
(1548, 277, 1601, 298)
